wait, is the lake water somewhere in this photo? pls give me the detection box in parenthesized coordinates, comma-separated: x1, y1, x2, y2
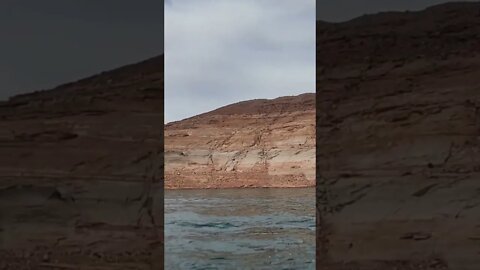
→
(165, 188, 315, 270)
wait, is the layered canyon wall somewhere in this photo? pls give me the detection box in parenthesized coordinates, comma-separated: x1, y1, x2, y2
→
(316, 3, 480, 269)
(165, 94, 315, 189)
(0, 56, 164, 269)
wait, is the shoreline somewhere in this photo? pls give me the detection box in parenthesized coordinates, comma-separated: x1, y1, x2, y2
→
(164, 184, 316, 190)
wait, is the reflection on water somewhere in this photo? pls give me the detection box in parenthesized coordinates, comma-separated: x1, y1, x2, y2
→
(165, 188, 315, 269)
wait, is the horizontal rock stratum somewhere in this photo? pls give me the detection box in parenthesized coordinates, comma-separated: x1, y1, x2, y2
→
(316, 2, 480, 270)
(165, 93, 316, 189)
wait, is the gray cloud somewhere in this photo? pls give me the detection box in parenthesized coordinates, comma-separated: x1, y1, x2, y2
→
(165, 0, 315, 123)
(0, 0, 163, 100)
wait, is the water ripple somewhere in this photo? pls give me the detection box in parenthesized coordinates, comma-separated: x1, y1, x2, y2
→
(165, 188, 315, 269)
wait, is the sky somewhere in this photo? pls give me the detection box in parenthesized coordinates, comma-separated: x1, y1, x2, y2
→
(165, 0, 316, 122)
(0, 0, 163, 100)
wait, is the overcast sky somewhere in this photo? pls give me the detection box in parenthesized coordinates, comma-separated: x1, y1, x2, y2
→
(165, 0, 315, 123)
(0, 0, 163, 100)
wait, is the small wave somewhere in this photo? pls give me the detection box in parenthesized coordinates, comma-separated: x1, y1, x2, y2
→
(176, 221, 239, 229)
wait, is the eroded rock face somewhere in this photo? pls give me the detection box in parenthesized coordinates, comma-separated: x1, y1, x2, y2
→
(0, 56, 164, 269)
(316, 3, 480, 270)
(165, 93, 315, 189)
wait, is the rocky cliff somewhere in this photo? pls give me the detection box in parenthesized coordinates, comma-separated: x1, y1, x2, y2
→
(165, 93, 315, 189)
(0, 56, 164, 269)
(316, 2, 480, 269)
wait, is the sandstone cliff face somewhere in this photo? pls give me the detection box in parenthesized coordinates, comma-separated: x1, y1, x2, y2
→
(165, 93, 315, 189)
(0, 56, 164, 269)
(316, 2, 480, 269)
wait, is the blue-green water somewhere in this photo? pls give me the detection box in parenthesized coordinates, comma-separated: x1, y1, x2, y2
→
(165, 188, 315, 270)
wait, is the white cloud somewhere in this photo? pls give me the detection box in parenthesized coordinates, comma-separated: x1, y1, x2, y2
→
(165, 0, 315, 122)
